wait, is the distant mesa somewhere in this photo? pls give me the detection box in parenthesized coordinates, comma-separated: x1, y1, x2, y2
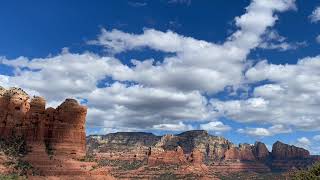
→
(87, 129, 317, 173)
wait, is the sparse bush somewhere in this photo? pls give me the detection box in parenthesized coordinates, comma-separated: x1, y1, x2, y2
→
(79, 153, 96, 162)
(0, 174, 25, 180)
(156, 172, 177, 180)
(293, 162, 320, 179)
(44, 139, 54, 157)
(97, 159, 146, 170)
(0, 136, 27, 158)
(119, 160, 145, 170)
(14, 160, 33, 176)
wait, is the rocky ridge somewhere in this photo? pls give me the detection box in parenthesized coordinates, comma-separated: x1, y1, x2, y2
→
(87, 130, 318, 175)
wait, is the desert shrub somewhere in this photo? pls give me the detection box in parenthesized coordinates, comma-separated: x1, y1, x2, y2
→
(14, 160, 33, 176)
(97, 159, 145, 170)
(0, 174, 25, 180)
(44, 139, 54, 157)
(156, 172, 177, 180)
(79, 153, 96, 162)
(0, 136, 27, 157)
(293, 162, 320, 179)
(118, 160, 145, 170)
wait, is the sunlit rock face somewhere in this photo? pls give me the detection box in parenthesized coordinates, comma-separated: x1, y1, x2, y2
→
(154, 130, 233, 161)
(88, 130, 317, 172)
(0, 86, 87, 158)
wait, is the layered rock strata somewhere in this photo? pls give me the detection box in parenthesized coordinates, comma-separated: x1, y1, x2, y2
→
(0, 87, 87, 158)
(87, 130, 318, 172)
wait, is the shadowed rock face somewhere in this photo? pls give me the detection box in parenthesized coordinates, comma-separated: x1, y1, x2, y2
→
(272, 141, 310, 160)
(253, 141, 270, 161)
(0, 87, 87, 158)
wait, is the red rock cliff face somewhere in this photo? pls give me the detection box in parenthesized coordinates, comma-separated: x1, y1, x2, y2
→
(252, 141, 270, 161)
(0, 87, 87, 158)
(272, 141, 309, 160)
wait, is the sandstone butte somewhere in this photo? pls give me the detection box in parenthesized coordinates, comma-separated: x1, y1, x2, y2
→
(0, 87, 115, 180)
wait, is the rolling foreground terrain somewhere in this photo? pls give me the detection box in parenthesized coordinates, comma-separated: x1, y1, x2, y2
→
(0, 87, 319, 179)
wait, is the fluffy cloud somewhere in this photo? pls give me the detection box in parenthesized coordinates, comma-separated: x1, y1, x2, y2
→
(90, 0, 295, 94)
(0, 0, 297, 133)
(152, 122, 194, 131)
(237, 124, 291, 137)
(86, 82, 210, 129)
(310, 7, 320, 23)
(214, 55, 320, 131)
(200, 121, 231, 132)
(0, 53, 127, 102)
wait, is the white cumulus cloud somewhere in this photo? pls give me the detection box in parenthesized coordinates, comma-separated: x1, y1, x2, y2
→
(310, 7, 320, 23)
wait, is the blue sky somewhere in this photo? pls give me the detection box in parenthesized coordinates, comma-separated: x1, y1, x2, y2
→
(0, 0, 320, 153)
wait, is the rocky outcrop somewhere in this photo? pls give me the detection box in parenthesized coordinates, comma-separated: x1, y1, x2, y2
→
(253, 141, 270, 161)
(148, 146, 187, 166)
(87, 130, 316, 173)
(188, 149, 204, 165)
(270, 141, 312, 171)
(0, 87, 116, 178)
(272, 141, 310, 160)
(176, 130, 232, 161)
(87, 132, 160, 152)
(0, 87, 87, 157)
(49, 99, 87, 156)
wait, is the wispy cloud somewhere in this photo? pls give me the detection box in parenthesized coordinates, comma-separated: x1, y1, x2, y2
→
(128, 1, 147, 7)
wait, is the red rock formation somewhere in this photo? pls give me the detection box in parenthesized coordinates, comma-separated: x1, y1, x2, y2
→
(224, 147, 240, 160)
(238, 143, 256, 161)
(252, 141, 270, 161)
(0, 87, 87, 158)
(0, 88, 30, 138)
(49, 99, 87, 157)
(188, 149, 203, 165)
(224, 144, 255, 161)
(272, 141, 309, 160)
(0, 87, 116, 178)
(270, 141, 313, 171)
(147, 146, 187, 166)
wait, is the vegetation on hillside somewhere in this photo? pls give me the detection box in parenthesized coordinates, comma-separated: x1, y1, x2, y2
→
(0, 136, 37, 176)
(294, 162, 320, 179)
